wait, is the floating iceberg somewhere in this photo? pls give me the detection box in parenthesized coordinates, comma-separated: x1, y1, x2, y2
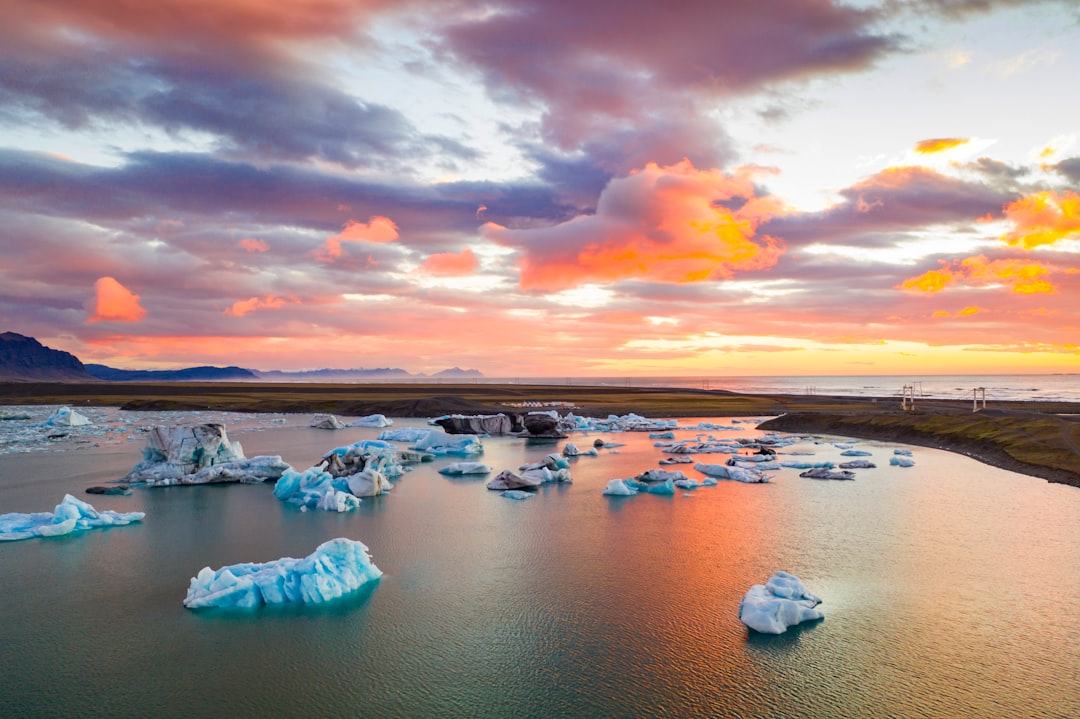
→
(890, 456, 915, 467)
(438, 462, 492, 476)
(739, 571, 824, 634)
(645, 479, 675, 495)
(435, 414, 515, 435)
(273, 465, 391, 512)
(501, 490, 534, 501)
(635, 469, 688, 483)
(310, 414, 347, 429)
(486, 470, 541, 491)
(34, 406, 93, 427)
(183, 538, 382, 609)
(602, 479, 639, 496)
(893, 448, 913, 456)
(122, 424, 266, 485)
(838, 459, 876, 469)
(0, 494, 144, 542)
(410, 429, 483, 456)
(349, 414, 393, 428)
(799, 468, 855, 480)
(693, 462, 769, 483)
(781, 461, 836, 470)
(378, 427, 432, 443)
(562, 442, 597, 457)
(840, 449, 872, 457)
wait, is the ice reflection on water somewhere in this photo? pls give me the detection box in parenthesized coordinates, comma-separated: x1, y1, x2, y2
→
(1, 411, 1079, 719)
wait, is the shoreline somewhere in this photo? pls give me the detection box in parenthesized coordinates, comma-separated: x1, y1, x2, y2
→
(3, 381, 1079, 488)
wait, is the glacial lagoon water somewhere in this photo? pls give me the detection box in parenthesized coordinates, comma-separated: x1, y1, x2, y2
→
(2, 409, 1079, 718)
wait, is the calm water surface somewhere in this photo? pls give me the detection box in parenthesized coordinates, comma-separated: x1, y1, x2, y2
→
(2, 417, 1078, 718)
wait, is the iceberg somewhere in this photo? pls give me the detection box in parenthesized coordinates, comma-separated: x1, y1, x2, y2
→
(183, 538, 382, 609)
(602, 479, 639, 496)
(378, 427, 433, 443)
(799, 468, 855, 480)
(890, 456, 915, 467)
(501, 490, 534, 500)
(635, 469, 688, 483)
(562, 442, 598, 457)
(310, 414, 347, 430)
(693, 462, 769, 483)
(273, 466, 391, 512)
(486, 470, 541, 491)
(34, 406, 93, 427)
(349, 414, 393, 428)
(838, 459, 876, 469)
(739, 571, 824, 634)
(840, 449, 872, 457)
(0, 494, 144, 542)
(122, 424, 257, 485)
(410, 429, 483, 456)
(438, 462, 492, 476)
(645, 479, 676, 495)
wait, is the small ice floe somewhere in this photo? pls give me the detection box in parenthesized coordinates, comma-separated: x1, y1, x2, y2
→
(486, 470, 541, 491)
(349, 414, 393, 428)
(893, 448, 913, 456)
(562, 442, 598, 457)
(501, 490, 534, 501)
(183, 538, 382, 609)
(659, 456, 694, 465)
(0, 494, 144, 542)
(635, 469, 688, 483)
(693, 462, 769, 483)
(649, 431, 676, 440)
(739, 571, 824, 634)
(838, 459, 876, 469)
(34, 406, 93, 427)
(602, 479, 640, 496)
(799, 468, 855, 481)
(310, 414, 347, 430)
(890, 456, 915, 467)
(438, 462, 492, 476)
(840, 449, 872, 457)
(781, 461, 835, 470)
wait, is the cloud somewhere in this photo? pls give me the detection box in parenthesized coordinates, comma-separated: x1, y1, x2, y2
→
(899, 255, 1057, 295)
(224, 295, 291, 317)
(418, 248, 478, 276)
(87, 276, 147, 323)
(239, 238, 269, 253)
(315, 216, 399, 262)
(1000, 190, 1080, 249)
(484, 160, 785, 290)
(914, 137, 969, 154)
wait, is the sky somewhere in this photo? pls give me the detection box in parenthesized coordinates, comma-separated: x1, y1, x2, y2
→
(2, 0, 1079, 377)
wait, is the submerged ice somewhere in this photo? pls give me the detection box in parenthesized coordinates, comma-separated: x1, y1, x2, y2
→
(183, 538, 382, 609)
(0, 494, 144, 542)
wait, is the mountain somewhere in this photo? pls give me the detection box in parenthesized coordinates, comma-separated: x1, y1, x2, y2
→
(0, 332, 98, 381)
(254, 368, 416, 380)
(431, 367, 484, 378)
(85, 364, 257, 381)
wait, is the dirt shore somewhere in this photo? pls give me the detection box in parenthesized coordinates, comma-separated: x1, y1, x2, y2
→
(3, 381, 1079, 488)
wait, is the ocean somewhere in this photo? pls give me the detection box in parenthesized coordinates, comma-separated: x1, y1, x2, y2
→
(1, 399, 1079, 718)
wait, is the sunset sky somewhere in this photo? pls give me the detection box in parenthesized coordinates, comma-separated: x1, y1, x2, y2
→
(2, 0, 1079, 376)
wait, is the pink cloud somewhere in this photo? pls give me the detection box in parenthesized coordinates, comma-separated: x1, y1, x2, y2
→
(484, 160, 784, 290)
(239, 238, 269, 253)
(224, 295, 289, 317)
(418, 248, 478, 276)
(87, 277, 147, 323)
(316, 216, 399, 263)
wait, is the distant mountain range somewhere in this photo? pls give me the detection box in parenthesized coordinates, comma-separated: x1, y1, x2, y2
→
(0, 331, 483, 382)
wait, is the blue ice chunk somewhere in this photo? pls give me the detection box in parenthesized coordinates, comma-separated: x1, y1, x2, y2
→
(890, 456, 915, 467)
(840, 450, 872, 456)
(501, 490, 534, 500)
(645, 479, 675, 496)
(0, 494, 144, 542)
(183, 538, 382, 609)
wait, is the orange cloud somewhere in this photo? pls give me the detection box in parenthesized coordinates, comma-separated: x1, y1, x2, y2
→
(484, 160, 785, 290)
(914, 138, 969, 154)
(418, 248, 478, 276)
(900, 255, 1057, 295)
(87, 277, 147, 323)
(239, 238, 269, 252)
(957, 305, 982, 316)
(1000, 190, 1080, 249)
(316, 216, 398, 262)
(224, 295, 289, 317)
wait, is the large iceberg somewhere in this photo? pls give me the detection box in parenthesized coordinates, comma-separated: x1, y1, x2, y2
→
(120, 424, 294, 486)
(0, 494, 144, 542)
(739, 571, 824, 634)
(184, 538, 382, 609)
(274, 466, 392, 512)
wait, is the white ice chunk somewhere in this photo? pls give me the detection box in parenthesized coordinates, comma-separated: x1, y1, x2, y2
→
(890, 456, 915, 467)
(602, 479, 639, 496)
(438, 462, 493, 476)
(349, 414, 393, 427)
(34, 406, 93, 427)
(501, 490, 534, 500)
(183, 538, 382, 609)
(310, 414, 347, 429)
(739, 571, 824, 634)
(0, 494, 144, 542)
(693, 462, 769, 483)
